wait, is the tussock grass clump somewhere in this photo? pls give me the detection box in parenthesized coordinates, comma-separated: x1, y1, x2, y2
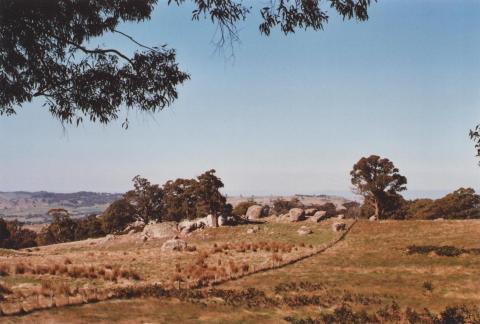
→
(422, 281, 434, 292)
(0, 264, 10, 276)
(285, 303, 480, 324)
(15, 262, 27, 274)
(0, 283, 12, 296)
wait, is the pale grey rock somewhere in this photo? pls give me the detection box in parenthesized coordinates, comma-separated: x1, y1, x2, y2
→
(289, 208, 306, 222)
(246, 205, 263, 220)
(297, 226, 313, 235)
(142, 221, 179, 241)
(161, 238, 187, 252)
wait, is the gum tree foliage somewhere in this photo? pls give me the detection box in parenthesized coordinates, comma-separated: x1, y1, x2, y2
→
(0, 0, 374, 126)
(120, 169, 227, 223)
(470, 125, 480, 161)
(350, 155, 407, 219)
(101, 198, 137, 233)
(407, 188, 480, 220)
(124, 175, 164, 223)
(38, 208, 77, 244)
(0, 218, 37, 249)
(162, 169, 227, 221)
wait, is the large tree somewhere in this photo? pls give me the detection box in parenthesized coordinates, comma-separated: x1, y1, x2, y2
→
(0, 0, 373, 126)
(124, 175, 164, 223)
(350, 155, 407, 219)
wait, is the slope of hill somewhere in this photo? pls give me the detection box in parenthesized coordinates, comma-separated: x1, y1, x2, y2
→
(0, 192, 352, 224)
(1, 219, 479, 322)
(0, 191, 122, 224)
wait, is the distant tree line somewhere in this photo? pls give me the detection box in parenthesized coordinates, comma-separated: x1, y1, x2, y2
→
(0, 169, 230, 248)
(349, 155, 480, 220)
(0, 219, 37, 249)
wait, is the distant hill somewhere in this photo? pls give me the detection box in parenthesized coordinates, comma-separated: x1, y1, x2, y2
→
(0, 191, 122, 224)
(0, 191, 353, 224)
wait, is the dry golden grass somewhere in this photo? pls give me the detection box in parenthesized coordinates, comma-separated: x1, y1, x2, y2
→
(2, 219, 479, 322)
(221, 220, 480, 312)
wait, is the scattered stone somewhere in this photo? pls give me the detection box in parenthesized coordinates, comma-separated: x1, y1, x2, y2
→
(161, 238, 187, 252)
(369, 215, 378, 222)
(332, 222, 347, 232)
(123, 220, 145, 233)
(142, 221, 179, 241)
(434, 218, 444, 222)
(289, 208, 306, 222)
(309, 210, 327, 223)
(337, 214, 345, 220)
(246, 205, 269, 220)
(305, 208, 318, 216)
(246, 228, 256, 234)
(297, 226, 313, 235)
(179, 220, 197, 234)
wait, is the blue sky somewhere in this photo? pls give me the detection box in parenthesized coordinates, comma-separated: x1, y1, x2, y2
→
(1, 0, 479, 197)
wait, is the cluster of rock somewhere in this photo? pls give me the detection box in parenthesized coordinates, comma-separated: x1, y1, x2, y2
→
(141, 221, 179, 242)
(178, 214, 237, 234)
(277, 208, 330, 223)
(139, 214, 238, 242)
(245, 205, 270, 220)
(297, 225, 313, 235)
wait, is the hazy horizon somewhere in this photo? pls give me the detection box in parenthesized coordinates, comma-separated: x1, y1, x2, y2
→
(0, 188, 460, 201)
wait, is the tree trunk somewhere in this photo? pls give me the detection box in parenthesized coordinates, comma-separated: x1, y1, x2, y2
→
(374, 199, 380, 218)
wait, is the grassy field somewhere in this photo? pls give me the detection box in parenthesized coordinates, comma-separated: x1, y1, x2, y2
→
(1, 219, 480, 322)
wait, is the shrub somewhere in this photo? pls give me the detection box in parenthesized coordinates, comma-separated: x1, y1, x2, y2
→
(15, 262, 27, 274)
(0, 218, 38, 249)
(0, 264, 9, 276)
(407, 188, 480, 220)
(422, 281, 434, 292)
(273, 198, 302, 215)
(407, 245, 467, 257)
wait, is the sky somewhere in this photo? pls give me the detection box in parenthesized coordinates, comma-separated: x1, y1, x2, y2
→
(1, 0, 479, 198)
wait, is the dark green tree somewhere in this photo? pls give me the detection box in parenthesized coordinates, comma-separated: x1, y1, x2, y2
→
(195, 169, 226, 218)
(1, 0, 373, 126)
(406, 188, 480, 220)
(124, 175, 164, 223)
(101, 198, 136, 233)
(162, 178, 198, 221)
(38, 208, 77, 245)
(351, 155, 407, 219)
(0, 219, 10, 245)
(74, 214, 105, 240)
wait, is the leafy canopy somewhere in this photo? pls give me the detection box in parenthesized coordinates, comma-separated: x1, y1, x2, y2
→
(351, 155, 407, 218)
(1, 0, 374, 126)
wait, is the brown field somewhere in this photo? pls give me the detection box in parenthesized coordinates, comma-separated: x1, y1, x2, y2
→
(1, 219, 479, 323)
